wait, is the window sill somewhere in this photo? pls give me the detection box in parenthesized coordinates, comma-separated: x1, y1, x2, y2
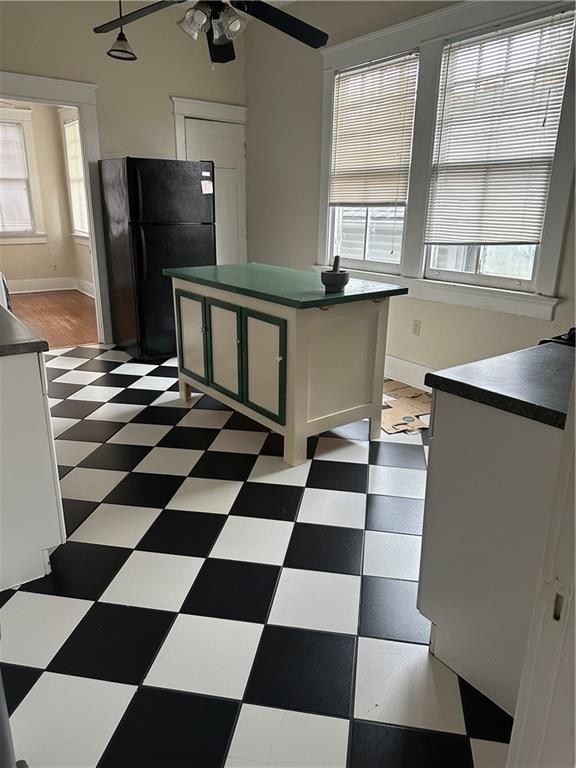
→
(0, 234, 48, 246)
(313, 266, 560, 320)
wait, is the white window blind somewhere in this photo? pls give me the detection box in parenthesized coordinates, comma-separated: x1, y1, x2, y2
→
(0, 121, 34, 233)
(63, 119, 89, 236)
(330, 52, 419, 207)
(425, 11, 575, 248)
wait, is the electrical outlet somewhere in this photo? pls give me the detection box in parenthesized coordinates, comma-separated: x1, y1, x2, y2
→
(411, 319, 422, 336)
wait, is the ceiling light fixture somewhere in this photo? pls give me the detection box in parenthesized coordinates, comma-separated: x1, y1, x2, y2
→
(107, 0, 137, 61)
(211, 6, 247, 44)
(177, 3, 211, 40)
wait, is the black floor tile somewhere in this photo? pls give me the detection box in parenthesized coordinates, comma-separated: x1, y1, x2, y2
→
(48, 382, 84, 399)
(109, 388, 161, 405)
(62, 499, 99, 536)
(131, 407, 187, 426)
(260, 433, 318, 459)
(1, 663, 43, 715)
(458, 677, 514, 743)
(57, 420, 123, 443)
(245, 625, 355, 718)
(146, 366, 178, 378)
(91, 373, 140, 388)
(189, 451, 257, 481)
(196, 395, 233, 411)
(0, 589, 16, 609)
(307, 460, 368, 493)
(45, 366, 68, 381)
(369, 442, 427, 469)
(50, 399, 103, 419)
(20, 542, 130, 600)
(159, 426, 219, 450)
(75, 359, 120, 373)
(365, 495, 424, 535)
(181, 558, 280, 623)
(421, 428, 430, 446)
(98, 687, 239, 768)
(63, 347, 103, 359)
(79, 443, 152, 472)
(359, 576, 430, 644)
(230, 482, 303, 522)
(349, 720, 474, 768)
(224, 411, 269, 431)
(48, 602, 174, 685)
(137, 510, 225, 557)
(285, 523, 363, 575)
(58, 465, 73, 479)
(321, 420, 370, 440)
(104, 472, 183, 508)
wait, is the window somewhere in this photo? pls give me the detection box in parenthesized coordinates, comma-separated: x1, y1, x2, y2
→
(328, 52, 419, 272)
(424, 12, 575, 290)
(0, 121, 34, 233)
(62, 118, 89, 236)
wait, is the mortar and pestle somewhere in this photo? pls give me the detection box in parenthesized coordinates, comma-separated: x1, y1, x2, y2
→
(320, 255, 350, 294)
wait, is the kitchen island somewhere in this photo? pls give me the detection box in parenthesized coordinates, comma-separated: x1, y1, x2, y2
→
(164, 263, 407, 465)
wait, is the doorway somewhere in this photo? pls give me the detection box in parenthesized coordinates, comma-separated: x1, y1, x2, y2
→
(0, 99, 98, 348)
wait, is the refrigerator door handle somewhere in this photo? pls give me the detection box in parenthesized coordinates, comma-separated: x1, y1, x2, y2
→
(138, 226, 148, 280)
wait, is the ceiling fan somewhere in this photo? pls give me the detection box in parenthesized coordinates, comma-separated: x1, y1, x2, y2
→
(94, 1, 329, 63)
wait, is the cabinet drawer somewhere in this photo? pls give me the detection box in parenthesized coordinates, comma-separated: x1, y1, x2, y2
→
(242, 309, 287, 425)
(175, 289, 208, 383)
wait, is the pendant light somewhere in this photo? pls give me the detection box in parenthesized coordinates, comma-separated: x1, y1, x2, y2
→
(107, 0, 137, 61)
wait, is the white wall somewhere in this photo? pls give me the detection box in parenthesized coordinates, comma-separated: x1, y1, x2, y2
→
(245, 1, 575, 371)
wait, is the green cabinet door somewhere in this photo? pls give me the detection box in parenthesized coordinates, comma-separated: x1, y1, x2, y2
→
(175, 289, 208, 383)
(205, 298, 243, 402)
(241, 309, 287, 425)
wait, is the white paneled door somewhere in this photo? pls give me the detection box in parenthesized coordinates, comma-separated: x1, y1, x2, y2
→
(184, 118, 247, 266)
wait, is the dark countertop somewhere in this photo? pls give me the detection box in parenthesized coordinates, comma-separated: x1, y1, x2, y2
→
(0, 304, 48, 357)
(164, 263, 408, 309)
(425, 343, 574, 429)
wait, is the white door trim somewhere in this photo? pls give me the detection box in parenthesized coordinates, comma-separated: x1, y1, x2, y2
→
(172, 97, 247, 160)
(0, 70, 112, 343)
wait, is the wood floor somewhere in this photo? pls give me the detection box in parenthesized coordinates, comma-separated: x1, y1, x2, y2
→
(11, 290, 98, 349)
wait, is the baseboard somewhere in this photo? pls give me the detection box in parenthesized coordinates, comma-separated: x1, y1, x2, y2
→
(8, 277, 95, 297)
(385, 354, 433, 390)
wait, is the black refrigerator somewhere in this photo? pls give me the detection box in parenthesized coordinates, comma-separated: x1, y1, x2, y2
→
(99, 157, 216, 360)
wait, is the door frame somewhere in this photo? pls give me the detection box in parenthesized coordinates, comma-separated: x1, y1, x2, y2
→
(0, 70, 112, 343)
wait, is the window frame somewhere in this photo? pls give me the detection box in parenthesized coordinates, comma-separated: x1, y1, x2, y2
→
(0, 107, 46, 243)
(318, 1, 575, 317)
(59, 107, 90, 239)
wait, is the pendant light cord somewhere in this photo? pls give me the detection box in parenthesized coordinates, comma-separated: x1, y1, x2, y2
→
(119, 0, 123, 33)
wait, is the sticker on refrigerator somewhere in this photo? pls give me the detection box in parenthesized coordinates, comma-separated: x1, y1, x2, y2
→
(201, 180, 213, 195)
(202, 171, 211, 177)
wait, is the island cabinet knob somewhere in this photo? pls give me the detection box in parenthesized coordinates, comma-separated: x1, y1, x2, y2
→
(276, 355, 284, 363)
(236, 338, 241, 345)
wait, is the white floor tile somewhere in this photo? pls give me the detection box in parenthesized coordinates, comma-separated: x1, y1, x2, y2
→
(178, 408, 232, 429)
(52, 369, 104, 385)
(54, 440, 98, 467)
(68, 385, 123, 402)
(269, 568, 360, 634)
(150, 391, 201, 408)
(369, 465, 427, 499)
(10, 672, 135, 767)
(248, 456, 311, 486)
(68, 503, 161, 547)
(166, 477, 242, 514)
(51, 417, 80, 438)
(59, 467, 127, 502)
(101, 551, 204, 611)
(226, 704, 349, 768)
(373, 431, 423, 445)
(163, 357, 179, 367)
(145, 614, 262, 699)
(48, 346, 74, 355)
(210, 516, 293, 565)
(108, 423, 171, 446)
(470, 739, 509, 768)
(297, 488, 366, 529)
(45, 356, 86, 370)
(95, 349, 131, 362)
(112, 362, 158, 376)
(314, 437, 369, 464)
(128, 376, 175, 391)
(48, 397, 63, 408)
(0, 592, 91, 667)
(354, 637, 466, 734)
(363, 530, 422, 580)
(134, 447, 203, 476)
(208, 429, 267, 455)
(85, 402, 146, 422)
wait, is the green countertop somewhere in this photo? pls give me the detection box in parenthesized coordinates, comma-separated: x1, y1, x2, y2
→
(163, 263, 408, 309)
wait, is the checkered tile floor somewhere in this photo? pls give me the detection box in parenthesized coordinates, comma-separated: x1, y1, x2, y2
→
(0, 344, 513, 767)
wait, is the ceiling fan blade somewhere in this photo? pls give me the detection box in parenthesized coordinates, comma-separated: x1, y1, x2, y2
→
(229, 1, 328, 48)
(206, 28, 236, 63)
(93, 0, 184, 34)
